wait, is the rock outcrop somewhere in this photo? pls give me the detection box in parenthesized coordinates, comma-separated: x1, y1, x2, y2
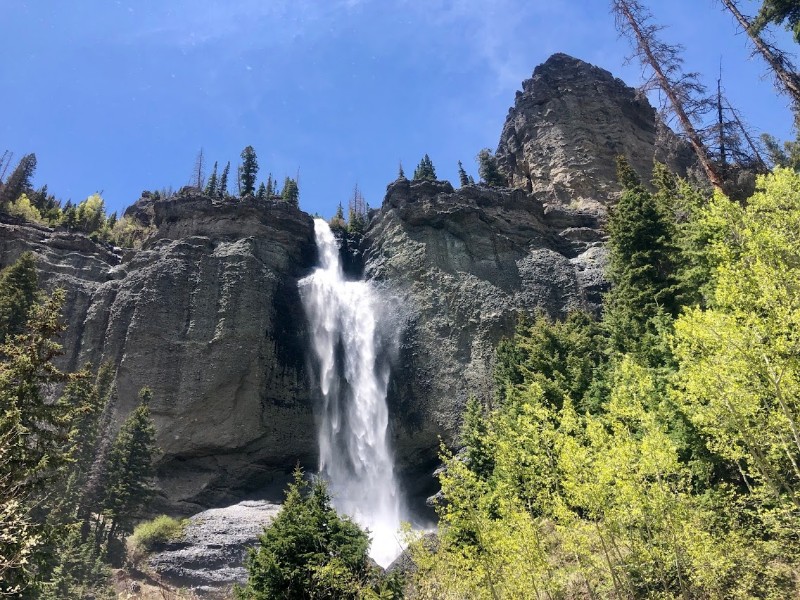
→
(0, 195, 318, 513)
(148, 500, 280, 595)
(364, 180, 607, 496)
(495, 53, 696, 214)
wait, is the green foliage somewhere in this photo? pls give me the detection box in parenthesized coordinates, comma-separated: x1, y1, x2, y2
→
(130, 515, 187, 553)
(753, 0, 800, 43)
(476, 149, 505, 187)
(101, 388, 157, 539)
(74, 194, 107, 234)
(397, 162, 406, 180)
(0, 153, 37, 207)
(604, 158, 684, 359)
(219, 161, 231, 198)
(240, 146, 259, 197)
(457, 161, 470, 187)
(7, 193, 44, 224)
(237, 467, 392, 600)
(413, 154, 436, 180)
(205, 161, 219, 197)
(282, 177, 299, 206)
(0, 252, 39, 344)
(108, 216, 155, 249)
(495, 311, 610, 414)
(411, 167, 800, 598)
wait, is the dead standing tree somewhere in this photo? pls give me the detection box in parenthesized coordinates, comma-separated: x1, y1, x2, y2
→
(612, 0, 725, 190)
(719, 0, 800, 106)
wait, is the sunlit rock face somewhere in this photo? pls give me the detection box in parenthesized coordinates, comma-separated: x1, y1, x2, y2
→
(495, 52, 697, 215)
(362, 180, 606, 500)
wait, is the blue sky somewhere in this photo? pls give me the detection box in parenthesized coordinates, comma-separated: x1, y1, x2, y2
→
(2, 0, 797, 218)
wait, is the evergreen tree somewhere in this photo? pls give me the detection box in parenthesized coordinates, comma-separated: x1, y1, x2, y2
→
(239, 146, 259, 197)
(218, 162, 231, 198)
(256, 182, 266, 201)
(0, 252, 39, 344)
(101, 388, 156, 541)
(281, 177, 299, 206)
(457, 161, 470, 187)
(397, 161, 406, 180)
(413, 154, 437, 180)
(205, 161, 219, 197)
(477, 149, 506, 186)
(265, 174, 274, 199)
(236, 468, 375, 600)
(753, 0, 800, 44)
(604, 157, 682, 357)
(0, 153, 37, 206)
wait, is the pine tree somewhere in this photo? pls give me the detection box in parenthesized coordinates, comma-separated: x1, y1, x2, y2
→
(101, 388, 156, 541)
(239, 146, 258, 197)
(398, 161, 406, 180)
(281, 177, 299, 206)
(457, 161, 470, 187)
(0, 153, 37, 206)
(256, 182, 266, 201)
(237, 468, 372, 600)
(218, 162, 231, 198)
(205, 161, 219, 197)
(0, 252, 39, 344)
(753, 0, 800, 44)
(413, 154, 436, 180)
(477, 149, 506, 186)
(604, 157, 682, 357)
(265, 174, 274, 199)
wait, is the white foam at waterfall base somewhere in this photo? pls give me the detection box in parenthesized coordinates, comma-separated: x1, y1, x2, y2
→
(299, 218, 403, 567)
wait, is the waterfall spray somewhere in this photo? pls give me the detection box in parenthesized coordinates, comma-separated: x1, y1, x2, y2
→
(299, 219, 402, 567)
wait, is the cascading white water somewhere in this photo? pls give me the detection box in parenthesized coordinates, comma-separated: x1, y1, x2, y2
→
(298, 219, 402, 567)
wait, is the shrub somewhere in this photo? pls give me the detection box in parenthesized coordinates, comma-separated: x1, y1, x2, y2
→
(130, 515, 186, 553)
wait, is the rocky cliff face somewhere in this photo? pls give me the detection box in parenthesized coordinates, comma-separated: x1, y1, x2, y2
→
(363, 180, 606, 495)
(0, 195, 318, 513)
(0, 52, 688, 515)
(495, 53, 696, 214)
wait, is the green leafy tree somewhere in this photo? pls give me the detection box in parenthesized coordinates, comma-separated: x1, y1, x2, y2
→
(237, 467, 379, 600)
(413, 154, 436, 180)
(74, 194, 107, 235)
(240, 146, 259, 197)
(476, 149, 505, 187)
(101, 389, 157, 541)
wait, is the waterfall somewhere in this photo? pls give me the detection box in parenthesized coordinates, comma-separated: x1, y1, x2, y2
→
(298, 218, 402, 567)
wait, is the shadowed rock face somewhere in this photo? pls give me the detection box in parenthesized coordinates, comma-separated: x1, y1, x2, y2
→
(0, 195, 318, 513)
(495, 53, 696, 215)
